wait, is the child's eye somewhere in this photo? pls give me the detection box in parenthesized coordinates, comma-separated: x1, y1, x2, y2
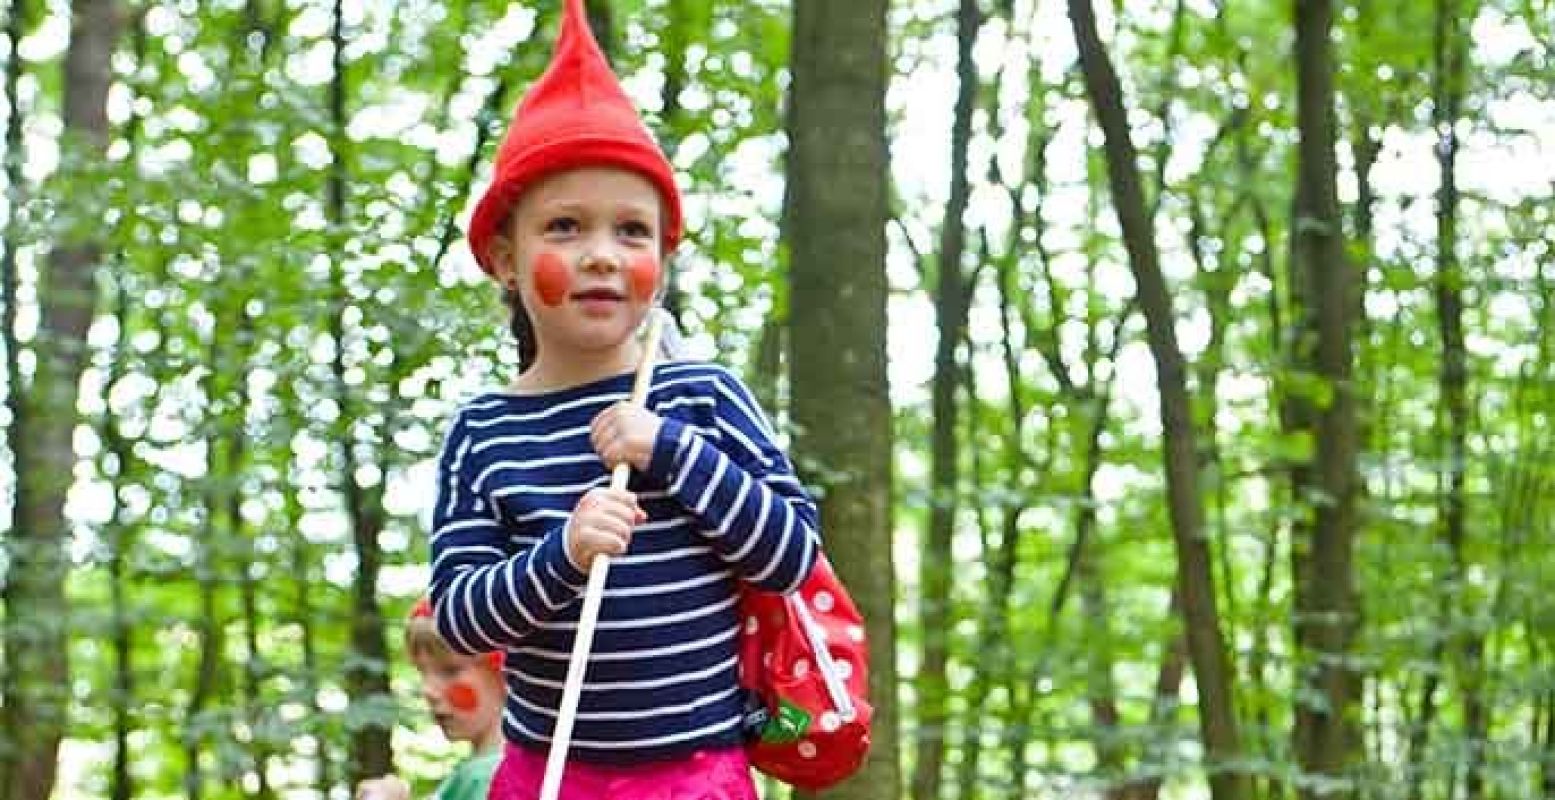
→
(545, 216, 579, 234)
(618, 220, 653, 239)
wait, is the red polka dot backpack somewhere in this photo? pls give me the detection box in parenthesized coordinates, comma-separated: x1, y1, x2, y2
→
(737, 553, 873, 791)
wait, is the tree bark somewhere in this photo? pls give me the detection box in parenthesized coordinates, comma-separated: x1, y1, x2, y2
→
(325, 0, 391, 784)
(912, 3, 980, 798)
(1429, 4, 1489, 796)
(1064, 3, 1248, 798)
(1542, 682, 1555, 797)
(103, 14, 148, 799)
(785, 1, 899, 798)
(0, 2, 121, 798)
(955, 116, 1043, 795)
(1288, 1, 1362, 796)
(584, 0, 615, 62)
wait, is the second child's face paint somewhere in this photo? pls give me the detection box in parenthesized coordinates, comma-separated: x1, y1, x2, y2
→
(445, 682, 479, 713)
(627, 254, 661, 302)
(532, 252, 570, 307)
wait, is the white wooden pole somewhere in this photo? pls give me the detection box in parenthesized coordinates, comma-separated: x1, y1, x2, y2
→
(539, 315, 663, 800)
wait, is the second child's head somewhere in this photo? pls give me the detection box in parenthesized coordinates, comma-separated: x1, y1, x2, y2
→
(466, 0, 682, 371)
(406, 601, 504, 749)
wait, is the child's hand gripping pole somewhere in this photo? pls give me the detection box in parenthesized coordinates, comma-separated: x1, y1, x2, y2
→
(540, 313, 664, 800)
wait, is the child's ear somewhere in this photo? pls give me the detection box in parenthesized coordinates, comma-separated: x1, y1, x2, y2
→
(488, 234, 518, 288)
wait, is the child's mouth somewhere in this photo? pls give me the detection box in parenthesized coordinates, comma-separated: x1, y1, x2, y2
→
(572, 287, 627, 313)
(572, 288, 625, 302)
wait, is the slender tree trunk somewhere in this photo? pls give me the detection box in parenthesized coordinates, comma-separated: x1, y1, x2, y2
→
(785, 1, 898, 798)
(1542, 682, 1555, 797)
(325, 0, 391, 783)
(953, 236, 1031, 799)
(101, 279, 136, 800)
(1227, 68, 1292, 799)
(1065, 3, 1248, 798)
(185, 509, 221, 798)
(657, 0, 690, 319)
(229, 317, 273, 799)
(103, 17, 146, 798)
(913, 4, 979, 798)
(1, 0, 25, 460)
(1288, 1, 1362, 796)
(1429, 5, 1489, 796)
(584, 0, 614, 61)
(1, 2, 121, 798)
(0, 17, 27, 770)
(1079, 431, 1123, 781)
(282, 388, 334, 797)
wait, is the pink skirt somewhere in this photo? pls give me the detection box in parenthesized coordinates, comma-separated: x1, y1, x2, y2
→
(487, 742, 759, 800)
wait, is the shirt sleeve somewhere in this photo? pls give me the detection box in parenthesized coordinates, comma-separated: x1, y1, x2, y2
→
(428, 410, 589, 653)
(644, 368, 821, 593)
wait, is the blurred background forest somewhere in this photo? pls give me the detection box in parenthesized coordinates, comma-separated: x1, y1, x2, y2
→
(0, 0, 1552, 798)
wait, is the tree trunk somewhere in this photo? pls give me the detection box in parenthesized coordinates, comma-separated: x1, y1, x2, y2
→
(912, 3, 980, 798)
(282, 384, 334, 797)
(1429, 4, 1489, 796)
(1288, 1, 1362, 796)
(230, 316, 273, 799)
(0, 17, 26, 786)
(103, 17, 147, 798)
(0, 2, 120, 798)
(325, 0, 392, 784)
(584, 0, 615, 62)
(785, 1, 898, 798)
(955, 180, 1042, 800)
(1542, 683, 1555, 797)
(1064, 3, 1248, 798)
(102, 281, 136, 800)
(657, 0, 688, 319)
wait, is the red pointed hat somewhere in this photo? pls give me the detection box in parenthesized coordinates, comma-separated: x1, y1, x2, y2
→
(467, 0, 683, 275)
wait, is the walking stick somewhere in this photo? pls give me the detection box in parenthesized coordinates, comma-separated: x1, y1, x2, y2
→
(540, 313, 664, 800)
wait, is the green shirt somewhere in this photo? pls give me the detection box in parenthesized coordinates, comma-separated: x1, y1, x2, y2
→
(434, 749, 502, 800)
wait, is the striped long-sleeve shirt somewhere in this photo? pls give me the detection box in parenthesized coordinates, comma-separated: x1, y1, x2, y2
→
(428, 361, 821, 763)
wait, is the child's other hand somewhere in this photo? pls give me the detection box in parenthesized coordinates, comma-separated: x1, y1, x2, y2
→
(354, 775, 410, 800)
(590, 402, 662, 473)
(567, 487, 645, 569)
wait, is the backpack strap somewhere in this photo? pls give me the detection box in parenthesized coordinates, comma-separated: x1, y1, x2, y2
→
(787, 593, 857, 722)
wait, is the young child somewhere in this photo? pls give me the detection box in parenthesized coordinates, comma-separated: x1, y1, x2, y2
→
(426, 1, 821, 798)
(355, 598, 505, 800)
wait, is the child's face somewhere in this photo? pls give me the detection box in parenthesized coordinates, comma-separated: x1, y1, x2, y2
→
(489, 166, 666, 361)
(410, 649, 505, 746)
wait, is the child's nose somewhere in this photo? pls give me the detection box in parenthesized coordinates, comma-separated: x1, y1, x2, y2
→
(581, 247, 622, 274)
(580, 234, 622, 273)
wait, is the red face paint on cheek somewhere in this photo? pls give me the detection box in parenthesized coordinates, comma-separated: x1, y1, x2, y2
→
(446, 682, 479, 713)
(627, 254, 661, 302)
(532, 252, 571, 307)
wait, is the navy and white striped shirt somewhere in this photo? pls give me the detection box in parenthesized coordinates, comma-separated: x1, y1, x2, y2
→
(429, 361, 821, 763)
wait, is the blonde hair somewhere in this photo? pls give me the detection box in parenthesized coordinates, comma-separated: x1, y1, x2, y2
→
(404, 612, 504, 672)
(404, 614, 458, 662)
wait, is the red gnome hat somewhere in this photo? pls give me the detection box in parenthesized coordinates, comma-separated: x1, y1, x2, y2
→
(466, 0, 683, 275)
